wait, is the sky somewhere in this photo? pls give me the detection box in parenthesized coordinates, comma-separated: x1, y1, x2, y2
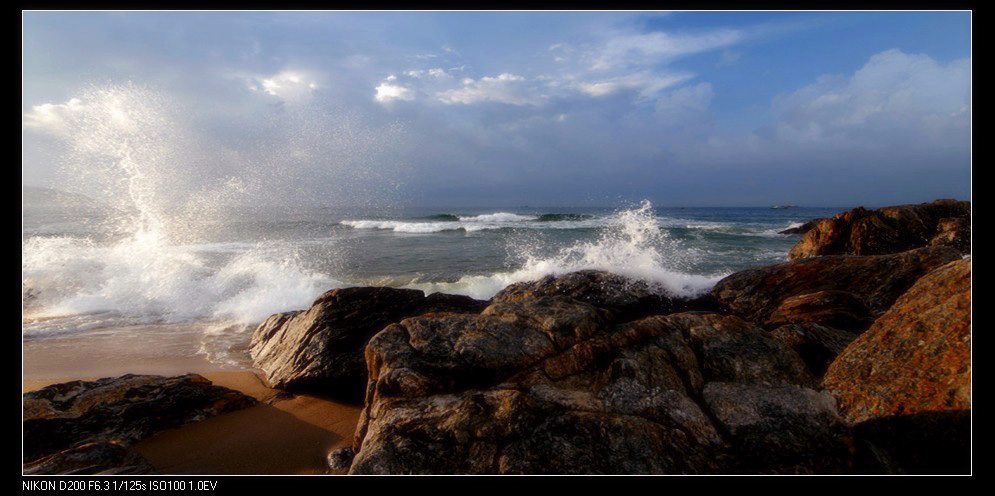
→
(22, 11, 971, 208)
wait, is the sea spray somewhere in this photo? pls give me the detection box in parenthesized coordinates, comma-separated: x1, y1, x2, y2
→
(21, 83, 378, 344)
(407, 200, 725, 300)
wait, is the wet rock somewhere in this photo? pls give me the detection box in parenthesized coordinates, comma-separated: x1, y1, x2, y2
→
(764, 290, 872, 332)
(349, 301, 848, 474)
(712, 246, 960, 325)
(823, 258, 971, 424)
(788, 199, 970, 259)
(22, 441, 156, 475)
(491, 270, 719, 322)
(768, 323, 858, 378)
(23, 374, 256, 470)
(249, 287, 487, 400)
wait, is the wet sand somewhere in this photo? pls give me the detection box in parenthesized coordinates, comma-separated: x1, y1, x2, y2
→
(22, 326, 362, 475)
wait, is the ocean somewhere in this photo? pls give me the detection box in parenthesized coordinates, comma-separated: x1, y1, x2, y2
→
(22, 192, 840, 368)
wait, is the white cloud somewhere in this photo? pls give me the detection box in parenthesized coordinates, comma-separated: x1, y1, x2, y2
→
(375, 79, 415, 103)
(771, 49, 970, 147)
(437, 73, 544, 106)
(23, 98, 84, 133)
(247, 70, 320, 102)
(591, 29, 741, 70)
(575, 72, 693, 99)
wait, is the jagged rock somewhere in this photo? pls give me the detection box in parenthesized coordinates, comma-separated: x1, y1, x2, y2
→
(22, 441, 157, 475)
(764, 290, 872, 332)
(768, 323, 858, 378)
(788, 199, 970, 259)
(249, 287, 487, 399)
(711, 246, 960, 325)
(23, 374, 256, 469)
(823, 258, 971, 424)
(930, 216, 970, 253)
(851, 411, 971, 474)
(348, 300, 848, 474)
(491, 270, 719, 322)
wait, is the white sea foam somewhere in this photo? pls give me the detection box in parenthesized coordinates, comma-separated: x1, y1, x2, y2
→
(407, 201, 726, 300)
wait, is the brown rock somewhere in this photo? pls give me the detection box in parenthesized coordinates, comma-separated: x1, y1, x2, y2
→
(930, 217, 970, 253)
(23, 374, 256, 469)
(249, 287, 486, 400)
(712, 246, 961, 325)
(768, 323, 858, 377)
(822, 258, 971, 424)
(764, 290, 872, 332)
(349, 301, 848, 474)
(788, 199, 969, 259)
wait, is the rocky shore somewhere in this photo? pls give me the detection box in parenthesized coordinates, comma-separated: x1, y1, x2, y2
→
(22, 199, 971, 475)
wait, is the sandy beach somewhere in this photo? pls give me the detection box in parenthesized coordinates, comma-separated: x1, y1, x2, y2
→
(22, 326, 362, 475)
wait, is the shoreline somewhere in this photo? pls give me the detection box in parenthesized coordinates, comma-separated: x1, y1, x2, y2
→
(23, 327, 362, 475)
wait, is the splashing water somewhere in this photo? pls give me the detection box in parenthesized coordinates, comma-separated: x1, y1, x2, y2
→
(21, 84, 365, 348)
(408, 200, 724, 300)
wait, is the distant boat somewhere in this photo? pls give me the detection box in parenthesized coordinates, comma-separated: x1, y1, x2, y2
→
(770, 204, 798, 209)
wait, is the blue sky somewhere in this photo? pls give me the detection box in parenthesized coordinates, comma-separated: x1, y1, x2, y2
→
(22, 11, 971, 207)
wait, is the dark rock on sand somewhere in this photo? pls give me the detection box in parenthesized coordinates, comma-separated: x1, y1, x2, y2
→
(249, 287, 487, 400)
(326, 447, 355, 473)
(788, 199, 970, 259)
(492, 270, 720, 322)
(764, 290, 872, 331)
(23, 374, 256, 470)
(768, 323, 858, 377)
(711, 246, 960, 326)
(22, 441, 156, 475)
(348, 297, 849, 474)
(823, 258, 971, 424)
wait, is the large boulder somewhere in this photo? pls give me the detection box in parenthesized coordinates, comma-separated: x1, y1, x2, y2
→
(823, 258, 971, 424)
(492, 270, 719, 322)
(788, 199, 970, 259)
(249, 287, 487, 400)
(711, 246, 961, 328)
(23, 374, 256, 472)
(347, 298, 851, 474)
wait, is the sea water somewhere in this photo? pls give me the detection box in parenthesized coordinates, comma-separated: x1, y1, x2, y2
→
(21, 83, 842, 368)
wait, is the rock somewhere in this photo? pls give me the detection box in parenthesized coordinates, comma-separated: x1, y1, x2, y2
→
(851, 411, 971, 474)
(326, 447, 355, 473)
(778, 219, 822, 235)
(22, 441, 156, 475)
(930, 216, 970, 253)
(822, 258, 971, 424)
(348, 299, 848, 474)
(788, 199, 970, 259)
(702, 383, 852, 474)
(712, 246, 961, 326)
(249, 287, 487, 400)
(768, 323, 858, 378)
(23, 374, 256, 469)
(764, 290, 872, 332)
(491, 270, 719, 322)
